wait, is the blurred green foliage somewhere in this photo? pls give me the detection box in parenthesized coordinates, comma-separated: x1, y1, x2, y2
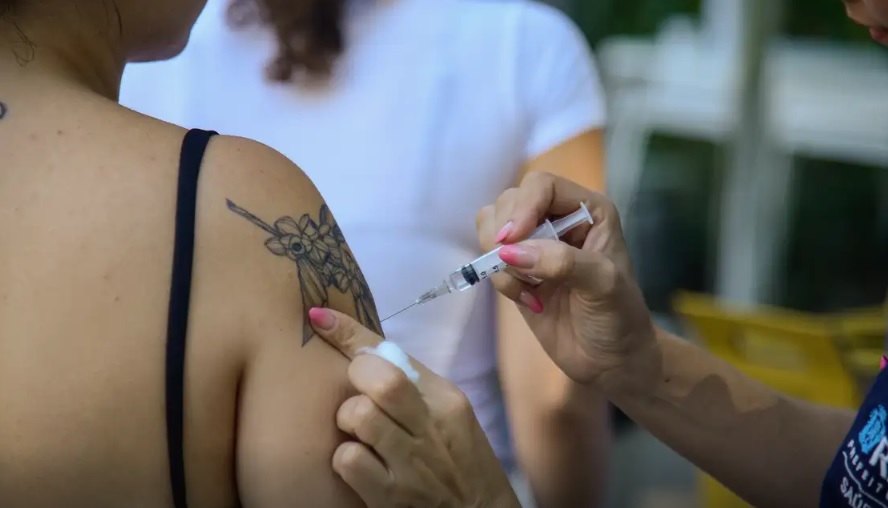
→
(783, 0, 872, 42)
(572, 0, 699, 47)
(572, 0, 870, 48)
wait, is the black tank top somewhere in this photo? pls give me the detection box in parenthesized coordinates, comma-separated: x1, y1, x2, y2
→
(166, 129, 217, 508)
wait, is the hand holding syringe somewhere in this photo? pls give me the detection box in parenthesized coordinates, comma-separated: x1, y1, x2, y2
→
(381, 203, 593, 322)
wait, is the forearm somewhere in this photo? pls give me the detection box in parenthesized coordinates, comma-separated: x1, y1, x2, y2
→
(517, 389, 611, 508)
(603, 329, 854, 507)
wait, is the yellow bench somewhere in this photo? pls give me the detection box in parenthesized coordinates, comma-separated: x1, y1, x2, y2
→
(672, 292, 886, 508)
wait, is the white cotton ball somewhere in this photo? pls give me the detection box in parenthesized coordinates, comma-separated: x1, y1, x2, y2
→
(359, 342, 421, 383)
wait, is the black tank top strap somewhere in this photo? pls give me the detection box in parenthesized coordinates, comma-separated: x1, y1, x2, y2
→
(166, 128, 217, 508)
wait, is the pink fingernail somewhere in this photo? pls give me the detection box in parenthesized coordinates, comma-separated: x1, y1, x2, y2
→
(881, 356, 887, 371)
(519, 291, 544, 314)
(499, 245, 537, 268)
(495, 222, 514, 244)
(309, 307, 337, 330)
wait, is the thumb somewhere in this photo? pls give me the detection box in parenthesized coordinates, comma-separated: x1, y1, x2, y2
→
(308, 307, 384, 360)
(498, 240, 620, 298)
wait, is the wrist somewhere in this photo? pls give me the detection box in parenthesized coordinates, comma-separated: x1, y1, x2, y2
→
(596, 325, 664, 401)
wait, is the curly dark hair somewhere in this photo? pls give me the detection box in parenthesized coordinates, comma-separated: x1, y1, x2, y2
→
(226, 0, 346, 82)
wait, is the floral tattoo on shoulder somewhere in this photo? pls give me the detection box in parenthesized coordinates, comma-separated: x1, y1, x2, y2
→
(226, 199, 382, 344)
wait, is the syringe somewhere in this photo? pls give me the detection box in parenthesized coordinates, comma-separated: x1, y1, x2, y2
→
(381, 203, 593, 322)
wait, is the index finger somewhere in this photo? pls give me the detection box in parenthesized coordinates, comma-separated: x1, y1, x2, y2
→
(309, 307, 384, 360)
(310, 308, 430, 385)
(500, 172, 617, 243)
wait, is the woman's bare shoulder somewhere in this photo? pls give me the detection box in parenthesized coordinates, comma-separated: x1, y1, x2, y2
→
(191, 135, 375, 508)
(108, 121, 371, 506)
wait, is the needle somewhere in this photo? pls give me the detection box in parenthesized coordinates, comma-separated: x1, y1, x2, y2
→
(381, 301, 419, 323)
(381, 283, 450, 322)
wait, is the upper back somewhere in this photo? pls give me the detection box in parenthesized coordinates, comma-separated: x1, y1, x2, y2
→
(0, 84, 192, 508)
(0, 80, 366, 508)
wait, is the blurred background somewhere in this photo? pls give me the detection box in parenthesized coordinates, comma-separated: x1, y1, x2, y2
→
(558, 0, 888, 506)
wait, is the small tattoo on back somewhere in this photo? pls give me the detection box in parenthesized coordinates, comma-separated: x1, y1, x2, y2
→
(0, 102, 7, 120)
(226, 199, 383, 345)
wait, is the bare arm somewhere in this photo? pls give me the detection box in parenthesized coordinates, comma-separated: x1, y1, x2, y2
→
(203, 136, 378, 508)
(500, 129, 610, 508)
(497, 298, 610, 508)
(605, 328, 855, 507)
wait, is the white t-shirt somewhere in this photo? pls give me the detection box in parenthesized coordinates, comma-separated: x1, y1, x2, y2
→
(120, 0, 605, 469)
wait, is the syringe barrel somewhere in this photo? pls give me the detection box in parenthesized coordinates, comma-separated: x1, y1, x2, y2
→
(446, 264, 479, 292)
(422, 203, 594, 310)
(456, 219, 560, 289)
